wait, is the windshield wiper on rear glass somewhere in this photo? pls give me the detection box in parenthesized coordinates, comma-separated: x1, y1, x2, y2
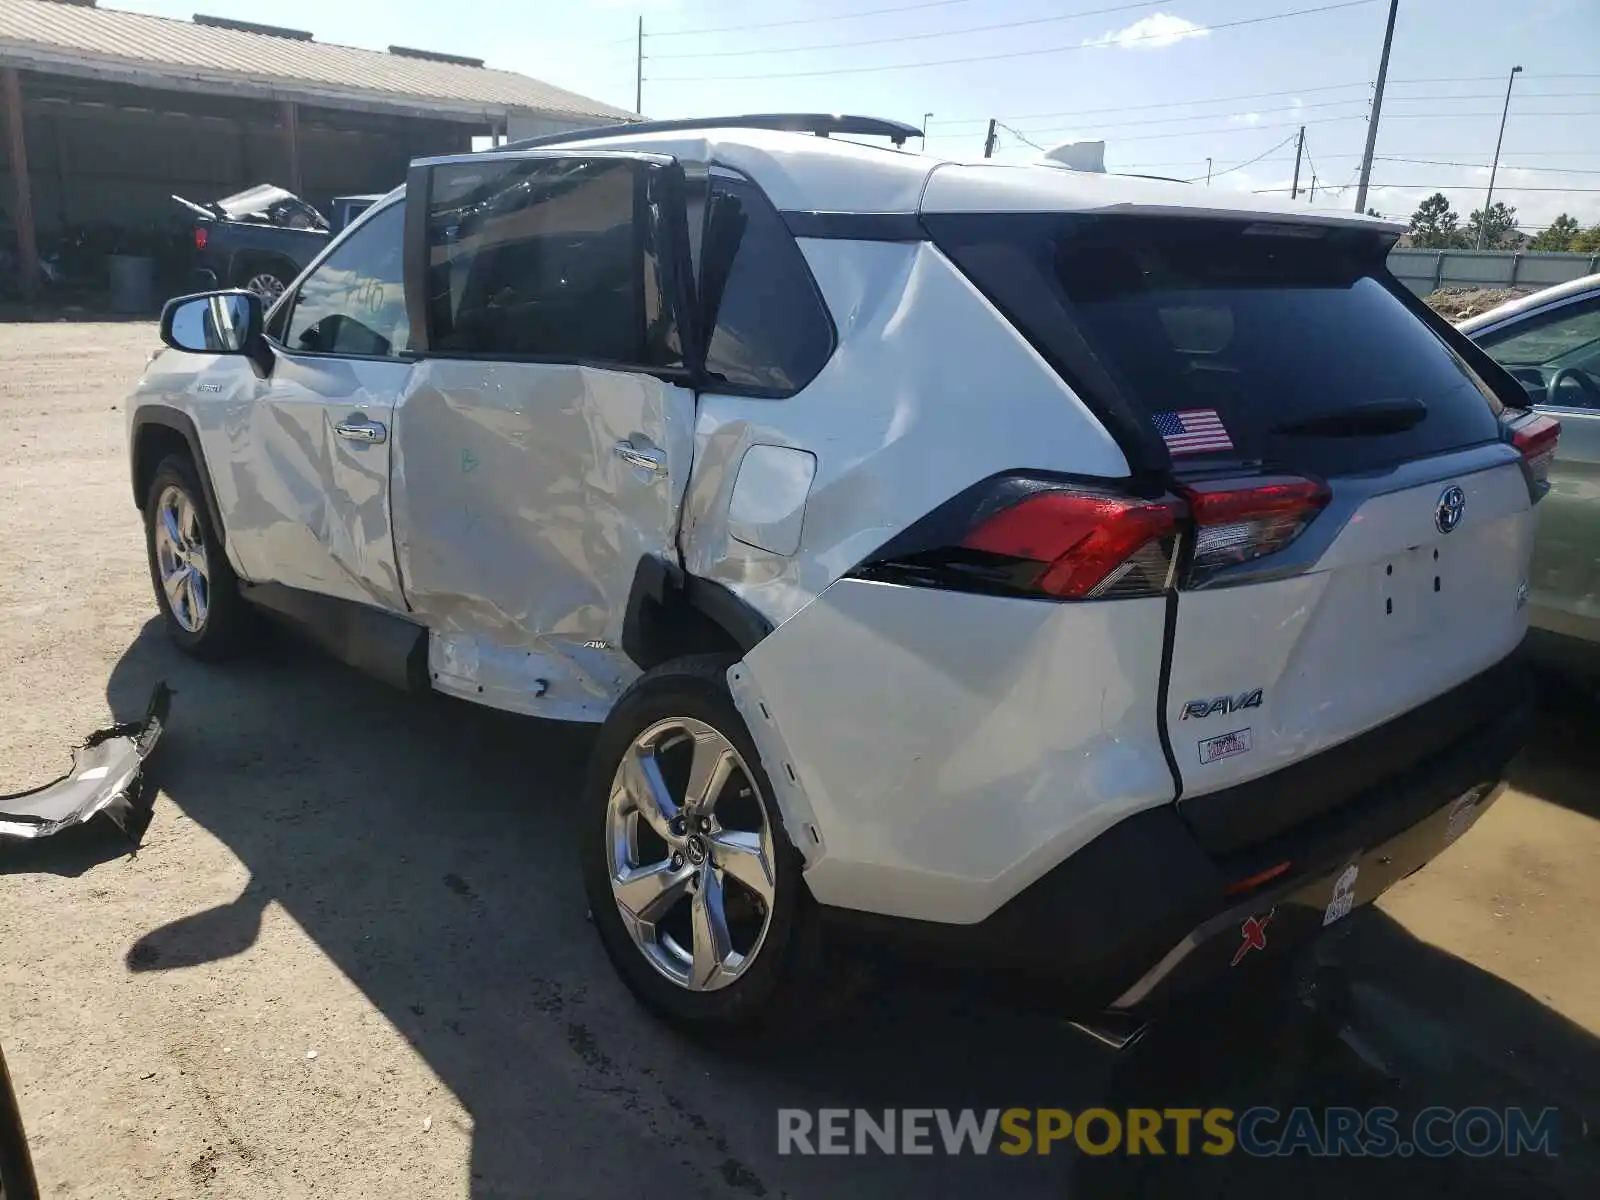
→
(1270, 397, 1428, 437)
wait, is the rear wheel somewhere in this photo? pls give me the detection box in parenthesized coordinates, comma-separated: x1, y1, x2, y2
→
(235, 263, 289, 304)
(143, 454, 256, 659)
(580, 656, 817, 1029)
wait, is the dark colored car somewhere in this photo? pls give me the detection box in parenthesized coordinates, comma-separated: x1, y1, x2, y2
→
(172, 186, 382, 305)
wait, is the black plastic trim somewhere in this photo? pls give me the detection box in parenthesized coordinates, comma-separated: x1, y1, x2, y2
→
(240, 582, 429, 693)
(684, 575, 774, 654)
(820, 666, 1531, 1009)
(128, 406, 228, 542)
(780, 211, 927, 242)
(621, 555, 776, 669)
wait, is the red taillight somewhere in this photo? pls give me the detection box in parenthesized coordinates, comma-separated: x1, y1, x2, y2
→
(961, 490, 1182, 599)
(1177, 476, 1329, 582)
(1510, 412, 1560, 488)
(193, 226, 208, 250)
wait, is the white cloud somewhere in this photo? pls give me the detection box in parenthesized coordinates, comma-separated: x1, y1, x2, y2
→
(1291, 97, 1305, 110)
(1084, 13, 1210, 50)
(1229, 112, 1264, 125)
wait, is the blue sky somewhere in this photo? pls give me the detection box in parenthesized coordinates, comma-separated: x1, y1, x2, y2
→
(120, 0, 1600, 228)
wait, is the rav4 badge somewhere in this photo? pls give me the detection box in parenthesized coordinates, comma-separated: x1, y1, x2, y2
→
(1181, 688, 1264, 720)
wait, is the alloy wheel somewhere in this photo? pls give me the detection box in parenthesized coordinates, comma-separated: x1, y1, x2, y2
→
(605, 717, 778, 992)
(153, 485, 210, 633)
(244, 273, 285, 303)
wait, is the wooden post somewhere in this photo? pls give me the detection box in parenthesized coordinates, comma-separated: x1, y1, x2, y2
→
(2, 67, 38, 301)
(281, 100, 302, 193)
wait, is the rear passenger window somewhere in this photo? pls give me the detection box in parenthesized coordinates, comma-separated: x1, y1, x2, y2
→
(423, 157, 682, 369)
(700, 175, 834, 396)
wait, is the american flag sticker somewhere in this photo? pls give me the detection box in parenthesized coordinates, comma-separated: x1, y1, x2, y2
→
(1154, 409, 1234, 456)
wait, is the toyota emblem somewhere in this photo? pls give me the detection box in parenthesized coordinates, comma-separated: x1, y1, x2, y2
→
(1435, 485, 1466, 535)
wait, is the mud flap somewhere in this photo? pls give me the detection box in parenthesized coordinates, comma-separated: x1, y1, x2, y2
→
(0, 684, 171, 844)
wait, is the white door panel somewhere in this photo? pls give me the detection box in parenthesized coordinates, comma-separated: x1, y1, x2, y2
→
(740, 579, 1174, 925)
(222, 353, 409, 610)
(392, 358, 695, 708)
(1168, 457, 1535, 799)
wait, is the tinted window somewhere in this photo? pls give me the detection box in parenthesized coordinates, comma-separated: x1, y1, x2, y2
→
(283, 202, 409, 357)
(424, 157, 681, 368)
(926, 213, 1504, 474)
(701, 176, 834, 395)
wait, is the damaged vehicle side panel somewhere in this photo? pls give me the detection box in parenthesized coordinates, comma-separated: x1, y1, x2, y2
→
(391, 359, 694, 719)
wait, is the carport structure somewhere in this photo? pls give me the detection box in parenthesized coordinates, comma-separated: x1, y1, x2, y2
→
(0, 0, 636, 297)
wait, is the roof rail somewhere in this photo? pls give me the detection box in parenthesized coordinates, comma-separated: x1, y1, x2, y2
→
(501, 113, 924, 151)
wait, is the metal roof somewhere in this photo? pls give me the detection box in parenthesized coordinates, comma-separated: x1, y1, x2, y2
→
(0, 0, 636, 124)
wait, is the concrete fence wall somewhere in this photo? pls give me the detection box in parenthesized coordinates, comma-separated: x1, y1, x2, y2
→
(1388, 248, 1600, 296)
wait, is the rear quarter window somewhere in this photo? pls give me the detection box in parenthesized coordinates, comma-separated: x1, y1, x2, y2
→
(699, 175, 834, 396)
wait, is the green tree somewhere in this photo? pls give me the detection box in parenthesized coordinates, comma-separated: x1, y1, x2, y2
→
(1571, 224, 1600, 254)
(1408, 193, 1465, 248)
(1365, 207, 1382, 218)
(1529, 214, 1582, 252)
(1464, 201, 1519, 248)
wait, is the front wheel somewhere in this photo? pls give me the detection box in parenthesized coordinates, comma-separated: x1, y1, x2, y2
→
(143, 454, 256, 659)
(580, 656, 818, 1030)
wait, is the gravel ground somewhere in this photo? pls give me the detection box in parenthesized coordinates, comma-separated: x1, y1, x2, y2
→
(2, 321, 1598, 1198)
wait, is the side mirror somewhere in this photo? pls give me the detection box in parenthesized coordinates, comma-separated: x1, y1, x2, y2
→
(159, 290, 272, 376)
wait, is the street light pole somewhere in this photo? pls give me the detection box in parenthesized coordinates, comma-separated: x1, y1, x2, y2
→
(1477, 64, 1523, 249)
(922, 111, 933, 151)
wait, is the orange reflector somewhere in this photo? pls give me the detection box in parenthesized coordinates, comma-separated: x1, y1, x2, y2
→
(1223, 860, 1293, 896)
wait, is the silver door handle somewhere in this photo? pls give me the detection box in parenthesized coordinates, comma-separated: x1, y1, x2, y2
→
(613, 440, 665, 473)
(335, 419, 387, 445)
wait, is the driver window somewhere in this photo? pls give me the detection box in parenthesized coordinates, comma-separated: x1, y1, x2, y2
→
(1478, 297, 1600, 409)
(282, 202, 409, 358)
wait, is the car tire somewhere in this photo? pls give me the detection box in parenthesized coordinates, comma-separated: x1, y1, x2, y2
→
(143, 454, 256, 660)
(580, 655, 820, 1031)
(235, 264, 288, 305)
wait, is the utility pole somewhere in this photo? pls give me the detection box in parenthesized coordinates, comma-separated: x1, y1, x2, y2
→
(1478, 65, 1523, 248)
(1309, 174, 1318, 202)
(634, 16, 643, 114)
(1205, 157, 1212, 186)
(1354, 0, 1398, 213)
(922, 111, 933, 151)
(1290, 125, 1305, 199)
(983, 118, 997, 159)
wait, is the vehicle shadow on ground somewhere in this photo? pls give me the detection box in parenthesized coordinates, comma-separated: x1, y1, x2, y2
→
(69, 620, 1600, 1198)
(1506, 680, 1600, 820)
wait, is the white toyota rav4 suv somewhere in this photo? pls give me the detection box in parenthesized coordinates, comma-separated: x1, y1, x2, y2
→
(127, 115, 1558, 1033)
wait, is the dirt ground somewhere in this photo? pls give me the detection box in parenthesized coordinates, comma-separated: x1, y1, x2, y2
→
(2, 321, 1598, 1199)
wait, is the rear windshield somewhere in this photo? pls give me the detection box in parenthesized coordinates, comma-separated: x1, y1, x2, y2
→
(925, 213, 1504, 475)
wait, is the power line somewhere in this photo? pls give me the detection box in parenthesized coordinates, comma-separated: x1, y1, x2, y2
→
(926, 83, 1371, 129)
(995, 122, 1049, 152)
(927, 81, 1600, 129)
(1003, 102, 1369, 135)
(643, 0, 985, 39)
(1188, 132, 1302, 182)
(1376, 156, 1600, 175)
(647, 0, 1379, 82)
(646, 0, 1164, 60)
(1256, 183, 1600, 193)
